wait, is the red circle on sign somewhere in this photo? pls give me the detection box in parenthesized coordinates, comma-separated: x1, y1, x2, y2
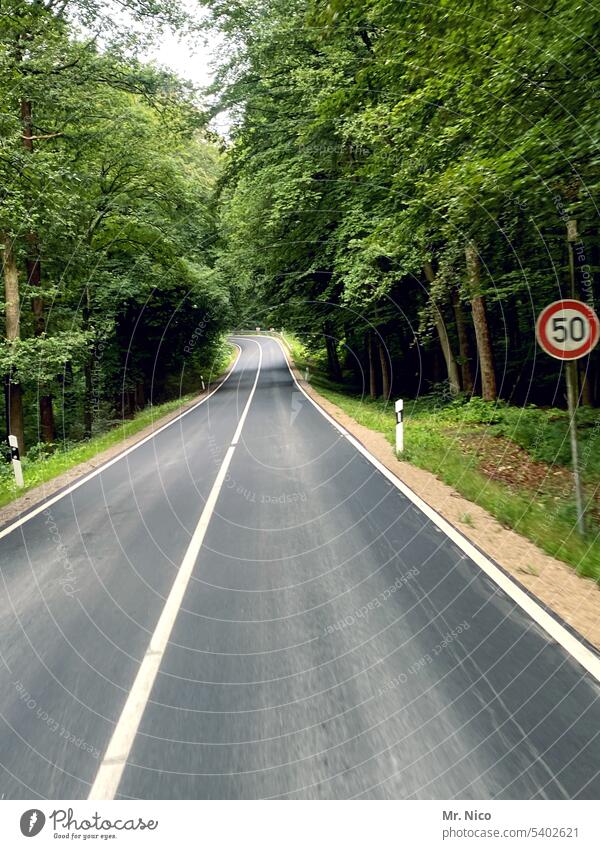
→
(536, 299, 600, 360)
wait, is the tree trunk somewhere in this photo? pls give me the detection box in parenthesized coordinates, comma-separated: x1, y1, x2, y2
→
(83, 286, 93, 438)
(83, 360, 93, 438)
(6, 379, 25, 453)
(376, 334, 391, 400)
(580, 363, 593, 406)
(451, 287, 474, 394)
(423, 261, 461, 394)
(38, 395, 54, 443)
(367, 331, 377, 399)
(465, 240, 497, 401)
(22, 99, 55, 442)
(28, 243, 55, 442)
(122, 391, 136, 418)
(2, 234, 25, 451)
(324, 325, 342, 382)
(135, 381, 145, 409)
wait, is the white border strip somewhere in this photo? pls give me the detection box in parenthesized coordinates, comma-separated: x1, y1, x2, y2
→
(0, 344, 243, 542)
(271, 335, 600, 685)
(89, 340, 263, 799)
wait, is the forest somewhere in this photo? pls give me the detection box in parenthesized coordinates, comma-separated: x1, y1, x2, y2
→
(2, 1, 600, 475)
(209, 0, 600, 409)
(0, 0, 232, 459)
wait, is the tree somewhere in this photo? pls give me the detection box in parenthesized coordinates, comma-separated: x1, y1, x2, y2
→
(1, 0, 229, 453)
(207, 0, 600, 409)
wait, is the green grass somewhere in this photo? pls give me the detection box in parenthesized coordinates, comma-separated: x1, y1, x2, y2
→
(0, 342, 237, 510)
(284, 334, 600, 582)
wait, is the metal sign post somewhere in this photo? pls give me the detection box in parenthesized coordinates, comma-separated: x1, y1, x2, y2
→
(536, 299, 600, 534)
(8, 434, 24, 488)
(565, 360, 585, 534)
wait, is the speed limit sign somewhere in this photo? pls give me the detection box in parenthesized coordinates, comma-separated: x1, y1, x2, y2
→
(536, 299, 600, 360)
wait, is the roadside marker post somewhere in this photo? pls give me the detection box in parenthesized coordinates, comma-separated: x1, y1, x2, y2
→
(8, 434, 24, 488)
(536, 299, 600, 534)
(395, 399, 404, 454)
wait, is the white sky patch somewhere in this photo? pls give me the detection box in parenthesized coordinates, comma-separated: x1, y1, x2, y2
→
(74, 0, 231, 136)
(144, 7, 216, 90)
(140, 0, 230, 135)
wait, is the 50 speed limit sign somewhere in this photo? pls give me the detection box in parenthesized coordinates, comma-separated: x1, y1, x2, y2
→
(536, 299, 600, 360)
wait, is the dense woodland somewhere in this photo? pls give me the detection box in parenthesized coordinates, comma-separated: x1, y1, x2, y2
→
(2, 0, 600, 459)
(0, 0, 232, 454)
(208, 0, 600, 407)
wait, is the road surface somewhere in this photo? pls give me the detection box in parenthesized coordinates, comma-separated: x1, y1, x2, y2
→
(0, 335, 599, 799)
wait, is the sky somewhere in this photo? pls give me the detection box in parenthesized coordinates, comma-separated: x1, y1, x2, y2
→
(141, 1, 230, 134)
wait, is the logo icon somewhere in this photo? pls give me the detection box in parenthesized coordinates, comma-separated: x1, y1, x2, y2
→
(20, 809, 45, 837)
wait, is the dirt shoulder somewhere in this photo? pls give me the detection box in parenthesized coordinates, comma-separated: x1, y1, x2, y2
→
(281, 346, 600, 654)
(0, 358, 238, 530)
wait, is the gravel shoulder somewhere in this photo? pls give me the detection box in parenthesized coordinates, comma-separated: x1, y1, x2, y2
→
(281, 347, 600, 655)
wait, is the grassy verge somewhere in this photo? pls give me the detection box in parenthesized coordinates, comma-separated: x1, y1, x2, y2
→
(285, 334, 600, 582)
(0, 342, 237, 510)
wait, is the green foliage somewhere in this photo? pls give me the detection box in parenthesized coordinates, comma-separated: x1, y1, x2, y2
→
(1, 0, 232, 456)
(206, 0, 600, 404)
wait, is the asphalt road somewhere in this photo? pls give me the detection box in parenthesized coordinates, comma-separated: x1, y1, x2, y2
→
(1, 335, 599, 800)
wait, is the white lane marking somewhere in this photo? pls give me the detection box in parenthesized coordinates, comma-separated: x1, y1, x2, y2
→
(88, 339, 263, 799)
(271, 335, 600, 685)
(0, 345, 243, 542)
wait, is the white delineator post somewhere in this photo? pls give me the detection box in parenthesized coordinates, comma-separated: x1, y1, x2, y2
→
(8, 434, 24, 487)
(395, 399, 404, 454)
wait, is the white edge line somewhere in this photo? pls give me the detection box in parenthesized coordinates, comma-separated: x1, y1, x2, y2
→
(271, 335, 600, 686)
(88, 339, 263, 800)
(0, 343, 243, 542)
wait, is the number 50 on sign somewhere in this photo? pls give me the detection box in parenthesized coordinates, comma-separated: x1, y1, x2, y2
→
(536, 299, 600, 360)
